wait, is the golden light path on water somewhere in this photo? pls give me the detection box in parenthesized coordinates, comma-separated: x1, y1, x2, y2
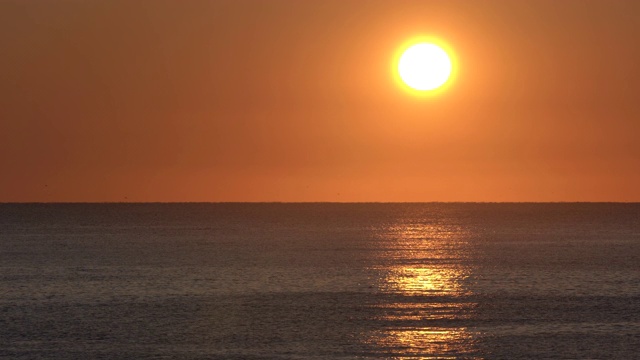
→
(365, 221, 478, 358)
(378, 223, 471, 295)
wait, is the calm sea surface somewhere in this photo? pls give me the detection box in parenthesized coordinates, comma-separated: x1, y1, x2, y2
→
(1, 203, 639, 359)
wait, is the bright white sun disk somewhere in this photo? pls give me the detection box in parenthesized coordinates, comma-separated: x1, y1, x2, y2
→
(398, 43, 452, 91)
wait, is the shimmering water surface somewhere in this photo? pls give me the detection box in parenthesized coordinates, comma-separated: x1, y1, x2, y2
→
(1, 203, 639, 359)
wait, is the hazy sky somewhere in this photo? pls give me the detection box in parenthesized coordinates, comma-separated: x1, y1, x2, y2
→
(1, 0, 639, 202)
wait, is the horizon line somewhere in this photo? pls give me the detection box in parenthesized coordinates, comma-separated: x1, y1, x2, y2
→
(2, 201, 639, 205)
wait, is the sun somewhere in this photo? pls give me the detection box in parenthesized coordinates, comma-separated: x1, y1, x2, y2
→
(396, 42, 453, 92)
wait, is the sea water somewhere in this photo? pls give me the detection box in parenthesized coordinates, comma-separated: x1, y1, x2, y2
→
(0, 203, 639, 359)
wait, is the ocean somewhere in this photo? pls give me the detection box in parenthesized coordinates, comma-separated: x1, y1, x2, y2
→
(1, 203, 639, 359)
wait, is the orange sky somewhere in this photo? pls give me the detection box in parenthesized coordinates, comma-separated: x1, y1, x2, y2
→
(1, 0, 639, 202)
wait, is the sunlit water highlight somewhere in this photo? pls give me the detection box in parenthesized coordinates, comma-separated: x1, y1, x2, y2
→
(1, 203, 639, 359)
(366, 222, 477, 357)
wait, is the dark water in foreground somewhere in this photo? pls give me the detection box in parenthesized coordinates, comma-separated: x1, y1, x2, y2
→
(1, 203, 639, 359)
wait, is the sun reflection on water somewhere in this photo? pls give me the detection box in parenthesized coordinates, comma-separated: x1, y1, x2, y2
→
(365, 221, 479, 358)
(375, 223, 472, 296)
(380, 265, 470, 296)
(367, 327, 476, 360)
